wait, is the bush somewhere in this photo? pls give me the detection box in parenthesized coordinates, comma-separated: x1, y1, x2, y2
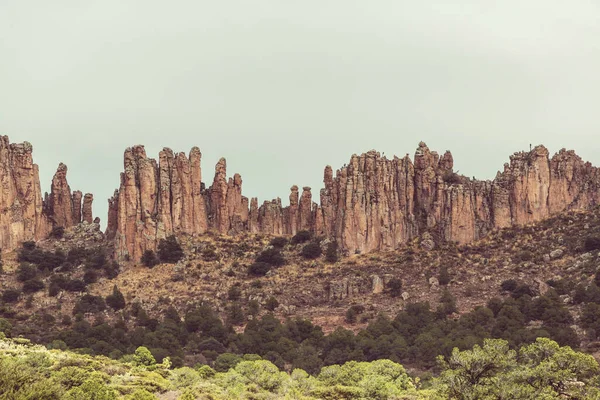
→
(141, 250, 159, 267)
(291, 230, 312, 244)
(301, 242, 322, 259)
(158, 235, 184, 263)
(438, 266, 451, 286)
(134, 346, 156, 366)
(2, 289, 21, 303)
(345, 305, 365, 324)
(73, 294, 106, 314)
(265, 296, 279, 311)
(270, 237, 288, 248)
(387, 278, 403, 297)
(256, 248, 285, 266)
(214, 353, 242, 372)
(501, 279, 518, 292)
(228, 285, 242, 301)
(22, 279, 45, 293)
(16, 263, 37, 282)
(584, 236, 600, 252)
(83, 270, 98, 284)
(49, 226, 65, 239)
(325, 241, 339, 263)
(248, 262, 271, 276)
(66, 279, 87, 292)
(106, 285, 126, 310)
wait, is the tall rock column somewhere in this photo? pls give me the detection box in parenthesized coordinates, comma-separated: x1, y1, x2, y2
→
(82, 193, 94, 223)
(0, 136, 50, 250)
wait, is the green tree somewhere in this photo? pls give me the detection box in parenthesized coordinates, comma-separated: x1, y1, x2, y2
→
(105, 285, 126, 310)
(157, 235, 184, 263)
(133, 346, 156, 367)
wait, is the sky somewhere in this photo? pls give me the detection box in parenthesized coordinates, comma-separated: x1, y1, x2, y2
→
(2, 1, 600, 227)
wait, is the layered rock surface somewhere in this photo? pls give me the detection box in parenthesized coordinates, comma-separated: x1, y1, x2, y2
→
(0, 136, 93, 251)
(110, 142, 600, 261)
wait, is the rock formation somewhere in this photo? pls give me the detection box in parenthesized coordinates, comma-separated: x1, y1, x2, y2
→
(107, 142, 600, 261)
(0, 136, 50, 250)
(0, 136, 94, 252)
(44, 163, 93, 229)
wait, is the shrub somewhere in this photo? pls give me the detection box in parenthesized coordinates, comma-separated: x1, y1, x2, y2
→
(1, 289, 20, 303)
(201, 247, 219, 261)
(584, 236, 600, 252)
(387, 278, 403, 297)
(66, 279, 87, 292)
(248, 262, 271, 276)
(214, 353, 242, 372)
(83, 270, 98, 284)
(345, 305, 365, 324)
(141, 250, 159, 267)
(256, 248, 285, 266)
(49, 226, 65, 239)
(438, 266, 451, 286)
(17, 263, 37, 282)
(270, 237, 288, 248)
(291, 230, 312, 244)
(265, 296, 279, 311)
(134, 346, 156, 366)
(158, 235, 184, 263)
(227, 303, 245, 326)
(325, 241, 339, 263)
(22, 278, 45, 293)
(73, 294, 106, 314)
(228, 285, 242, 301)
(301, 242, 322, 259)
(501, 279, 518, 292)
(106, 285, 126, 311)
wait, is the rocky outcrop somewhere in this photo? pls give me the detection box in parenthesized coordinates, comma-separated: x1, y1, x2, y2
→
(0, 136, 94, 252)
(0, 136, 50, 250)
(44, 163, 91, 230)
(82, 193, 94, 224)
(112, 146, 214, 261)
(109, 142, 600, 261)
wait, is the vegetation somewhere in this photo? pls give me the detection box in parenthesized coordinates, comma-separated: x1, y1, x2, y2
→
(157, 235, 184, 263)
(301, 242, 322, 259)
(141, 250, 159, 267)
(291, 230, 312, 244)
(0, 334, 596, 399)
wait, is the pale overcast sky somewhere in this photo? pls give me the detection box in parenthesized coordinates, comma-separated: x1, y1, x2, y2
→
(1, 1, 600, 226)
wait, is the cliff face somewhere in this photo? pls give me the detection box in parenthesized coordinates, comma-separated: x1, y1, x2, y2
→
(110, 141, 600, 261)
(0, 136, 93, 252)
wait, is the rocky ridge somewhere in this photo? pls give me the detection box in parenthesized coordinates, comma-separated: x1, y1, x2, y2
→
(0, 136, 93, 251)
(109, 142, 600, 261)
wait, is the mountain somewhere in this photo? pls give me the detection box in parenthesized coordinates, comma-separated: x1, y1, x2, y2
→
(1, 135, 599, 263)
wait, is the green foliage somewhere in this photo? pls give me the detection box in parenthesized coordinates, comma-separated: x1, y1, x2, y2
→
(134, 346, 157, 367)
(17, 262, 38, 282)
(291, 230, 312, 244)
(301, 242, 322, 259)
(2, 288, 21, 303)
(105, 285, 126, 310)
(227, 285, 242, 301)
(0, 318, 12, 336)
(215, 352, 242, 372)
(438, 265, 451, 286)
(141, 250, 159, 267)
(255, 247, 286, 266)
(73, 294, 106, 314)
(157, 235, 184, 264)
(248, 261, 271, 276)
(387, 278, 403, 297)
(325, 241, 339, 263)
(269, 236, 288, 248)
(22, 278, 45, 293)
(438, 338, 600, 399)
(584, 235, 600, 252)
(265, 296, 279, 311)
(50, 225, 65, 239)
